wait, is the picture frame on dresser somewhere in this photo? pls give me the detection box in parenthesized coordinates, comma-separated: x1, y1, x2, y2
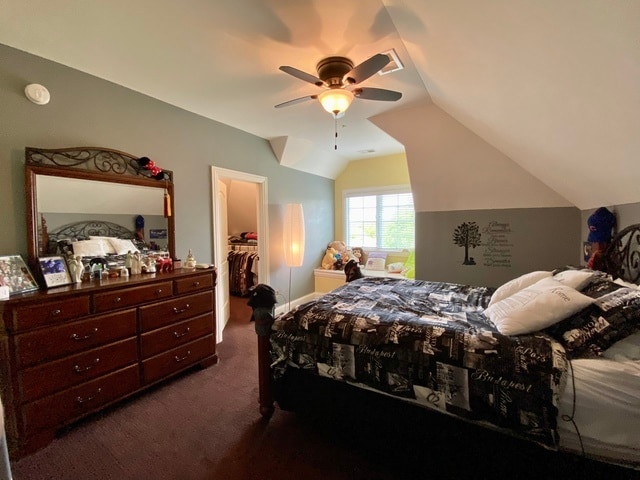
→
(37, 255, 73, 288)
(0, 254, 39, 296)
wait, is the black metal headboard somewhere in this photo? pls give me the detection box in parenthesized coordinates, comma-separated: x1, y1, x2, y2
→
(43, 219, 140, 256)
(603, 224, 640, 283)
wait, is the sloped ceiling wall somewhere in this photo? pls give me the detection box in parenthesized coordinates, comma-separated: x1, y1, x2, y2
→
(372, 101, 572, 212)
(384, 0, 640, 210)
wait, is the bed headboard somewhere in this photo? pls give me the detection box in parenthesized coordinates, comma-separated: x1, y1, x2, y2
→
(603, 223, 640, 283)
(43, 219, 140, 255)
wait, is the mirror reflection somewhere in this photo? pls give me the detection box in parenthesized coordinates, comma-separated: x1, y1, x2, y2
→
(36, 175, 169, 254)
(25, 146, 176, 269)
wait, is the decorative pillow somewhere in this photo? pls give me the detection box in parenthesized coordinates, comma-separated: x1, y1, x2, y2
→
(387, 262, 404, 274)
(72, 240, 108, 257)
(614, 278, 639, 289)
(488, 270, 552, 306)
(364, 252, 387, 271)
(484, 277, 595, 336)
(108, 238, 140, 255)
(365, 257, 386, 271)
(603, 331, 640, 361)
(545, 285, 640, 358)
(89, 236, 118, 255)
(552, 269, 598, 291)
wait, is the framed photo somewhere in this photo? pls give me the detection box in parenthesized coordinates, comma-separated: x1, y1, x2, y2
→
(0, 255, 40, 296)
(38, 256, 73, 288)
(149, 229, 168, 239)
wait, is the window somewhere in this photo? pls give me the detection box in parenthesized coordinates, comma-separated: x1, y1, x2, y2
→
(344, 188, 415, 249)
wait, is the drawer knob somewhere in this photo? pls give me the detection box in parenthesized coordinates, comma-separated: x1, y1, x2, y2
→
(173, 304, 190, 314)
(113, 297, 122, 303)
(155, 289, 163, 295)
(193, 281, 200, 287)
(76, 388, 102, 404)
(74, 358, 100, 373)
(51, 309, 62, 316)
(173, 327, 191, 339)
(174, 350, 191, 363)
(71, 328, 99, 341)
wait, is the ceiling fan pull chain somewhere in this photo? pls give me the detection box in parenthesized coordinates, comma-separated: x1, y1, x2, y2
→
(334, 116, 338, 150)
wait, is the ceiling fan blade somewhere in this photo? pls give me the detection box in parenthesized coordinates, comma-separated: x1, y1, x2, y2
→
(274, 95, 318, 108)
(344, 53, 391, 85)
(354, 88, 402, 101)
(279, 66, 324, 86)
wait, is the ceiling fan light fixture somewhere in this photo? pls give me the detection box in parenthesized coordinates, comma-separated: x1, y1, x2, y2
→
(318, 89, 354, 116)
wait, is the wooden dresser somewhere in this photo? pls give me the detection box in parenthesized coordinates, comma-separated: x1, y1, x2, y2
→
(0, 268, 217, 457)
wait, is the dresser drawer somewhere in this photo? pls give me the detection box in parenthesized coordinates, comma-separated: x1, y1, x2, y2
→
(16, 309, 137, 369)
(140, 313, 213, 359)
(139, 291, 213, 332)
(93, 281, 173, 313)
(19, 338, 138, 402)
(10, 296, 91, 332)
(22, 365, 140, 436)
(141, 335, 214, 384)
(174, 273, 214, 295)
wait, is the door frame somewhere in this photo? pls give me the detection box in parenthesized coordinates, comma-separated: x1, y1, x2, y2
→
(211, 167, 269, 342)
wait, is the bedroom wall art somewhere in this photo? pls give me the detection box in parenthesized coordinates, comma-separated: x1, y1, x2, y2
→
(481, 221, 513, 268)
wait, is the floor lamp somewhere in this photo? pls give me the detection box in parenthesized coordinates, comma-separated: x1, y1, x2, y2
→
(283, 203, 305, 312)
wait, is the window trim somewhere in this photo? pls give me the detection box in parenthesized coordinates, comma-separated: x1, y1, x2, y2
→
(342, 185, 414, 251)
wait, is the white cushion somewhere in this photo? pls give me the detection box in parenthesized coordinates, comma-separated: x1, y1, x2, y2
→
(613, 278, 639, 289)
(72, 240, 108, 257)
(108, 238, 139, 255)
(365, 257, 386, 271)
(552, 269, 597, 291)
(484, 277, 595, 336)
(488, 271, 552, 306)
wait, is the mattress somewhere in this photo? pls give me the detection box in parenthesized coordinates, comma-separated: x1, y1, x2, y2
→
(558, 355, 640, 468)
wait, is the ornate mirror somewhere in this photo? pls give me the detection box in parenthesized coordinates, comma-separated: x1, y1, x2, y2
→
(25, 146, 175, 268)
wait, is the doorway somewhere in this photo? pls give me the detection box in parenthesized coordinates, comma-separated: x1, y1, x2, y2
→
(211, 167, 269, 342)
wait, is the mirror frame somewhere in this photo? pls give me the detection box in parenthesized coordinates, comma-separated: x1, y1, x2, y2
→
(25, 146, 175, 268)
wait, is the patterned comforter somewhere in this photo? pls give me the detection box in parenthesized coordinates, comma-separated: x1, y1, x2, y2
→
(270, 277, 568, 448)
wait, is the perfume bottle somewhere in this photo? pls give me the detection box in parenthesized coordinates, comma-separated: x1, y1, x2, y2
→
(185, 249, 197, 269)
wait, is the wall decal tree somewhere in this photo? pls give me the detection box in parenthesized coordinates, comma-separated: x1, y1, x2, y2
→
(452, 222, 482, 265)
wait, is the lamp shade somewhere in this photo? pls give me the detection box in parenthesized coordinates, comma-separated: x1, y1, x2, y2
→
(318, 89, 354, 116)
(283, 203, 305, 267)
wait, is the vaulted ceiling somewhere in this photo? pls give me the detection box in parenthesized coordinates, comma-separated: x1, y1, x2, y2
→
(1, 1, 639, 209)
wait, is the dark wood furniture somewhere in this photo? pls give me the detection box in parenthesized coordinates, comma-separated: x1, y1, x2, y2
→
(0, 268, 217, 457)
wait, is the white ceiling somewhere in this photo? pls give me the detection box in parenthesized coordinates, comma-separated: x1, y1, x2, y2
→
(2, 0, 639, 208)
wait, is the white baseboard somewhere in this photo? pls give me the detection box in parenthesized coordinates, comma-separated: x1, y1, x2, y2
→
(275, 292, 318, 316)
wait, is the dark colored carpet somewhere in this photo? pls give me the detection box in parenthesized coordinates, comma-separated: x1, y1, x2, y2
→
(9, 296, 638, 479)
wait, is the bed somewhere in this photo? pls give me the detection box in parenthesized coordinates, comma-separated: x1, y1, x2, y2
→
(40, 218, 152, 269)
(257, 224, 640, 471)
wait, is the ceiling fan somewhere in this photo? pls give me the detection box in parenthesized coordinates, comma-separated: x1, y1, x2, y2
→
(275, 53, 402, 117)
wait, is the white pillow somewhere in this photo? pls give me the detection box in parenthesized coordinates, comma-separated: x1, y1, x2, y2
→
(488, 271, 552, 306)
(484, 277, 595, 336)
(613, 278, 639, 289)
(552, 269, 597, 291)
(89, 236, 117, 255)
(72, 239, 108, 257)
(365, 257, 386, 271)
(108, 238, 140, 255)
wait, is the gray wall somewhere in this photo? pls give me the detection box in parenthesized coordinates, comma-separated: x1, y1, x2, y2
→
(0, 44, 333, 301)
(416, 207, 581, 288)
